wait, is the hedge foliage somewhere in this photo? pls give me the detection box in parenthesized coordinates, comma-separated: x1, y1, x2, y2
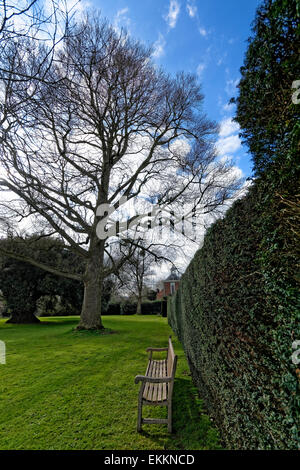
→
(168, 176, 300, 449)
(103, 300, 163, 315)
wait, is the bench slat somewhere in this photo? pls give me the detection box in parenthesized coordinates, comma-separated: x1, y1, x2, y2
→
(149, 360, 156, 399)
(147, 360, 156, 401)
(167, 339, 175, 377)
(162, 360, 167, 401)
(157, 361, 163, 402)
(152, 361, 159, 402)
(143, 359, 154, 401)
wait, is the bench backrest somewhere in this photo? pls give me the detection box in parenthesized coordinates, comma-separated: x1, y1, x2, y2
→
(167, 336, 177, 379)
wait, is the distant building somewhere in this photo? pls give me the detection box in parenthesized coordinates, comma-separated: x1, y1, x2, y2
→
(156, 267, 180, 299)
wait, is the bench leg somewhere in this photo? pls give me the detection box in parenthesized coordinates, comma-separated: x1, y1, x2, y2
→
(137, 393, 143, 432)
(168, 401, 172, 433)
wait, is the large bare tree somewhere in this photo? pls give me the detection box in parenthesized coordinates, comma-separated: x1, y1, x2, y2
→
(0, 12, 242, 329)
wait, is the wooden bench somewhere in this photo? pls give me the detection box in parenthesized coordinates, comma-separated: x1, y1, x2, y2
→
(134, 336, 177, 433)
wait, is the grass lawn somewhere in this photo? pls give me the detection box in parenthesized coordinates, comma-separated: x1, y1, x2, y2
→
(0, 315, 221, 450)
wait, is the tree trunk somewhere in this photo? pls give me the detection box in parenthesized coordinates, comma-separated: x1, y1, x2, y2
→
(76, 243, 104, 330)
(6, 311, 40, 324)
(136, 294, 142, 315)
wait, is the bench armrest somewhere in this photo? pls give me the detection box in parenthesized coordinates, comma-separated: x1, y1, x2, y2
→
(134, 375, 173, 384)
(146, 347, 168, 359)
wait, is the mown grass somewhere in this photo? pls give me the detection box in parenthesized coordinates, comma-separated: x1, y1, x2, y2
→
(0, 315, 221, 450)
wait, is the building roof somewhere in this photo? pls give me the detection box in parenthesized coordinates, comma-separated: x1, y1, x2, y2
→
(165, 267, 180, 281)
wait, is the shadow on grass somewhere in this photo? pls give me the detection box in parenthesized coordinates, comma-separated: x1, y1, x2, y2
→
(71, 327, 117, 337)
(0, 318, 75, 326)
(140, 378, 222, 450)
(39, 316, 80, 324)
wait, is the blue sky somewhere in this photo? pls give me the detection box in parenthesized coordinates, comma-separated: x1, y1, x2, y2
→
(84, 0, 262, 178)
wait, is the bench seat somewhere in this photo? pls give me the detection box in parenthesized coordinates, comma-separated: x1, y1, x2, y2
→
(143, 359, 168, 403)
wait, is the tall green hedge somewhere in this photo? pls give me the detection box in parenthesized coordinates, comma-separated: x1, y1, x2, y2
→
(168, 177, 299, 449)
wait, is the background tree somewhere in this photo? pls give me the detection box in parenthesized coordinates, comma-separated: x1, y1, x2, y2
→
(232, 0, 300, 176)
(0, 235, 115, 323)
(0, 236, 84, 323)
(0, 13, 243, 330)
(232, 0, 300, 275)
(117, 239, 164, 314)
(0, 258, 43, 323)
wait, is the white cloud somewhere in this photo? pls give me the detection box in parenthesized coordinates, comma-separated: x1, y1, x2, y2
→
(152, 33, 166, 59)
(164, 0, 181, 29)
(217, 95, 236, 114)
(196, 63, 206, 78)
(185, 1, 209, 38)
(63, 0, 90, 15)
(222, 102, 235, 113)
(217, 51, 228, 66)
(198, 27, 207, 37)
(225, 78, 239, 96)
(115, 7, 129, 18)
(216, 134, 241, 156)
(186, 1, 197, 18)
(113, 7, 130, 33)
(219, 118, 240, 137)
